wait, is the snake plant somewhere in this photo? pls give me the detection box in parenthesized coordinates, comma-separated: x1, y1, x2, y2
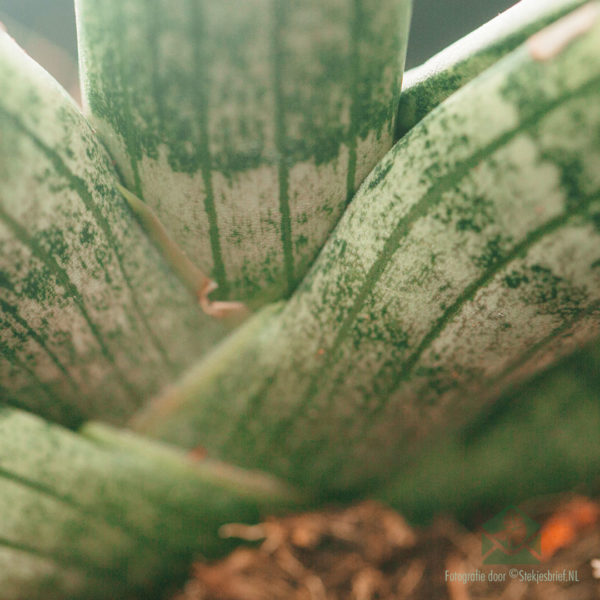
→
(0, 0, 598, 597)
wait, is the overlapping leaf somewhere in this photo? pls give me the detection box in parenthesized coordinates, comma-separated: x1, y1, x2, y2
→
(76, 0, 412, 304)
(396, 0, 588, 139)
(0, 31, 225, 425)
(134, 7, 600, 493)
(0, 408, 303, 599)
(378, 337, 600, 521)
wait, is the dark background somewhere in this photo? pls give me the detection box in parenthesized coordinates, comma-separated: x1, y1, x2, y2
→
(1, 0, 516, 77)
(406, 0, 516, 66)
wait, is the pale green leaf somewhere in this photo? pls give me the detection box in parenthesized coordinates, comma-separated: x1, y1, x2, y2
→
(76, 0, 412, 304)
(134, 8, 600, 494)
(0, 407, 305, 599)
(0, 31, 226, 426)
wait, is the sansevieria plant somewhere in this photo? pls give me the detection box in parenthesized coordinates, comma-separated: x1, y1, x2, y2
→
(1, 0, 599, 597)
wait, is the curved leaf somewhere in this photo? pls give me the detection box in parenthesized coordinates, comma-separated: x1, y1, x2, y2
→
(396, 0, 588, 140)
(0, 31, 225, 426)
(134, 8, 600, 493)
(0, 407, 305, 599)
(377, 337, 600, 522)
(76, 0, 412, 304)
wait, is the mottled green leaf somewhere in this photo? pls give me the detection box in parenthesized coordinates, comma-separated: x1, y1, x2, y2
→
(396, 0, 588, 140)
(134, 8, 600, 494)
(0, 31, 225, 425)
(0, 407, 304, 599)
(76, 0, 411, 304)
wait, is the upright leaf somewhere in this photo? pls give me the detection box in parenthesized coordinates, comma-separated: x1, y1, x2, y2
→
(0, 31, 225, 426)
(134, 8, 600, 493)
(76, 0, 412, 304)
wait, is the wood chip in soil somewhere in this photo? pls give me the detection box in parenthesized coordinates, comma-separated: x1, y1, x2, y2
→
(171, 496, 600, 600)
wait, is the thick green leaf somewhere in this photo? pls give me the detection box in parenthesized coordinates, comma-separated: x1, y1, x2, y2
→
(0, 407, 304, 599)
(395, 0, 589, 140)
(377, 337, 600, 522)
(134, 9, 600, 493)
(76, 0, 412, 304)
(0, 31, 225, 425)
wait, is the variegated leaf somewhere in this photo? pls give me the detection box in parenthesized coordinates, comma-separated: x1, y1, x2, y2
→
(396, 0, 588, 139)
(0, 407, 303, 599)
(134, 7, 600, 493)
(0, 31, 225, 425)
(76, 0, 412, 304)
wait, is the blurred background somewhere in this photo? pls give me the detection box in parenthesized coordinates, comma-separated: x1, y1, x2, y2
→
(1, 0, 516, 96)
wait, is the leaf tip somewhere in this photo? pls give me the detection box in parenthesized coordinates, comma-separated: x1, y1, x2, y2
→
(527, 2, 600, 61)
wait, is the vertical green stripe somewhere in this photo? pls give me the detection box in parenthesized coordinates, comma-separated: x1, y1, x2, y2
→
(272, 0, 295, 296)
(256, 75, 600, 455)
(0, 104, 175, 374)
(0, 297, 79, 395)
(345, 0, 363, 205)
(148, 4, 165, 141)
(390, 2, 406, 141)
(0, 204, 136, 399)
(190, 0, 229, 297)
(113, 2, 143, 197)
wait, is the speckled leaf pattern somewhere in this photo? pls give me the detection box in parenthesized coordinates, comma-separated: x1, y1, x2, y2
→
(0, 31, 226, 426)
(0, 407, 303, 599)
(134, 11, 600, 493)
(395, 0, 588, 140)
(76, 0, 411, 304)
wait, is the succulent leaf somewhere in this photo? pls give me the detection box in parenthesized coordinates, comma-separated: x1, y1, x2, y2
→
(75, 0, 412, 305)
(378, 337, 600, 521)
(396, 0, 589, 139)
(134, 8, 600, 493)
(0, 407, 304, 599)
(0, 31, 226, 425)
